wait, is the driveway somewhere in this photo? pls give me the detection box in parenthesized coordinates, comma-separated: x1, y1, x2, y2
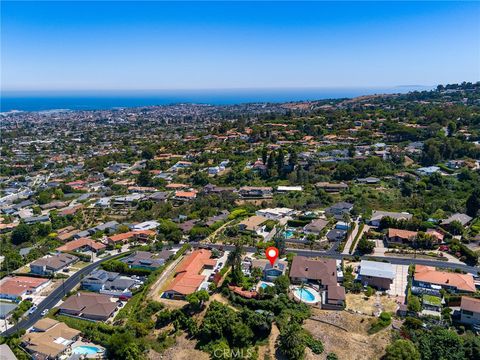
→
(387, 264, 409, 298)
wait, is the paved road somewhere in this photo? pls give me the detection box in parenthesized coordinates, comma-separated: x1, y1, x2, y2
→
(2, 251, 130, 337)
(193, 242, 480, 275)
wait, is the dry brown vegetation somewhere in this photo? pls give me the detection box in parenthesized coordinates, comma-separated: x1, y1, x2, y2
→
(303, 309, 391, 360)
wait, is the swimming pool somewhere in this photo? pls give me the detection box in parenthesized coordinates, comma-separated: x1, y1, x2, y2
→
(283, 230, 295, 239)
(293, 286, 320, 304)
(259, 281, 273, 289)
(72, 345, 102, 355)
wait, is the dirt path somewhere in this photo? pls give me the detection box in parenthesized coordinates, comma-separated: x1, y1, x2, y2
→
(147, 254, 184, 301)
(258, 323, 280, 360)
(201, 219, 235, 244)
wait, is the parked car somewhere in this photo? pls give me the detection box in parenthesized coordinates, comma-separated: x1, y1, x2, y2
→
(28, 306, 37, 315)
(41, 309, 49, 316)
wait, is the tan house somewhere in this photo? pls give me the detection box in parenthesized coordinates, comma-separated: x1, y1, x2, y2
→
(460, 296, 480, 326)
(238, 215, 268, 232)
(22, 319, 80, 359)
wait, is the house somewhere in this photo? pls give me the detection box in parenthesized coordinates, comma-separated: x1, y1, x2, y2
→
(441, 213, 472, 227)
(238, 186, 273, 199)
(23, 215, 50, 225)
(174, 190, 197, 201)
(81, 270, 137, 297)
(303, 219, 329, 235)
(58, 292, 118, 321)
(326, 229, 347, 242)
(203, 184, 235, 194)
(412, 265, 476, 295)
(276, 186, 303, 192)
(289, 256, 338, 287)
(386, 228, 418, 245)
(0, 302, 18, 320)
(163, 249, 216, 299)
(325, 202, 353, 220)
(149, 191, 169, 203)
(131, 220, 160, 231)
(358, 260, 395, 290)
(357, 177, 381, 184)
(289, 256, 345, 309)
(315, 182, 348, 193)
(325, 285, 346, 310)
(416, 166, 440, 176)
(0, 344, 16, 360)
(30, 253, 78, 275)
(369, 210, 413, 227)
(251, 258, 288, 282)
(205, 210, 230, 226)
(426, 228, 444, 243)
(21, 319, 81, 359)
(107, 230, 155, 245)
(112, 193, 145, 207)
(238, 215, 268, 232)
(446, 160, 465, 169)
(0, 276, 50, 301)
(81, 270, 119, 292)
(121, 250, 174, 270)
(460, 296, 480, 326)
(421, 294, 442, 315)
(56, 237, 106, 253)
(255, 207, 295, 220)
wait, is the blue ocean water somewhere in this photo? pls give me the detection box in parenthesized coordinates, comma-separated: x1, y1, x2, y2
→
(1, 87, 431, 112)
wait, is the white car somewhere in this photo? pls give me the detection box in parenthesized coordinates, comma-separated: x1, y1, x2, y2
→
(41, 309, 49, 316)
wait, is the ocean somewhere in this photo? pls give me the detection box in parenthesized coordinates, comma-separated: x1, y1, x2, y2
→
(0, 87, 432, 112)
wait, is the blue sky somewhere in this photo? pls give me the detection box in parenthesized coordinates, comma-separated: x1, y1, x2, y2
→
(2, 1, 479, 91)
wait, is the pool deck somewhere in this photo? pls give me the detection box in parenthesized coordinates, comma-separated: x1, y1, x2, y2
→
(291, 285, 322, 305)
(257, 281, 274, 291)
(64, 340, 105, 359)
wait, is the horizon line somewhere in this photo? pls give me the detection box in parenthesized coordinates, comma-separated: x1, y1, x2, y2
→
(1, 84, 436, 94)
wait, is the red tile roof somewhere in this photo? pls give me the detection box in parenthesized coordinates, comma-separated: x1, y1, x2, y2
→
(107, 230, 155, 243)
(0, 276, 49, 297)
(166, 249, 216, 295)
(388, 228, 418, 240)
(414, 265, 475, 292)
(461, 296, 480, 313)
(56, 237, 106, 252)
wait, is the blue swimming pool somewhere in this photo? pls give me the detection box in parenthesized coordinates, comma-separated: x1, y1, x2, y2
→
(260, 282, 272, 289)
(72, 345, 101, 355)
(294, 288, 316, 302)
(283, 230, 294, 239)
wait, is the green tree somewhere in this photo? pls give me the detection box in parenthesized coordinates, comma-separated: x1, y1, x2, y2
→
(326, 353, 339, 360)
(186, 290, 210, 311)
(466, 188, 480, 218)
(407, 295, 421, 313)
(11, 224, 32, 245)
(416, 327, 464, 360)
(137, 169, 152, 186)
(107, 331, 143, 360)
(278, 323, 306, 360)
(274, 275, 290, 294)
(385, 339, 420, 360)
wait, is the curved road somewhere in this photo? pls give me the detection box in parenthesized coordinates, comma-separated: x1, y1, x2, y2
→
(2, 251, 130, 337)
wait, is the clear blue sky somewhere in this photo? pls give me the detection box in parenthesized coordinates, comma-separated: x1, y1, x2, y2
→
(2, 1, 479, 91)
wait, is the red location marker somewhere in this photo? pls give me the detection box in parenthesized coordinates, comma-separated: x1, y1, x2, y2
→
(265, 246, 279, 266)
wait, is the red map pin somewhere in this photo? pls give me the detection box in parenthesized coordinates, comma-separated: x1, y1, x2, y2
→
(265, 246, 279, 266)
